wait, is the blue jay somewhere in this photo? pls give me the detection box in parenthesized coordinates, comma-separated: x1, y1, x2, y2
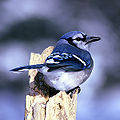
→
(11, 31, 100, 91)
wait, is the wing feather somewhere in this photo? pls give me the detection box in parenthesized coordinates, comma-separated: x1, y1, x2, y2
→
(45, 52, 88, 72)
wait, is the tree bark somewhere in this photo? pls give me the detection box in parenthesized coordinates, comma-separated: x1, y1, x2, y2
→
(24, 46, 78, 120)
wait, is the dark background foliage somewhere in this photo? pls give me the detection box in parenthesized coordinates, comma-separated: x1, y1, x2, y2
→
(0, 0, 120, 120)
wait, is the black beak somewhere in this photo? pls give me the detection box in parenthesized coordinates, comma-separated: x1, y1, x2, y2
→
(85, 36, 101, 45)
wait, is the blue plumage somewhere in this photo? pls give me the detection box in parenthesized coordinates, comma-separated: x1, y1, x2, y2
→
(60, 31, 85, 39)
(10, 31, 100, 91)
(10, 64, 45, 72)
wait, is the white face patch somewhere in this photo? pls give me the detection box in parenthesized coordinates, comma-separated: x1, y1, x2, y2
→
(73, 40, 89, 50)
(72, 33, 84, 40)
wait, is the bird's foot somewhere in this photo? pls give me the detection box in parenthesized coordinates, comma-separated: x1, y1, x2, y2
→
(67, 86, 81, 98)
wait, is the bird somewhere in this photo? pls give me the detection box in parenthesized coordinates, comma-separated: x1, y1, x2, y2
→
(10, 31, 100, 92)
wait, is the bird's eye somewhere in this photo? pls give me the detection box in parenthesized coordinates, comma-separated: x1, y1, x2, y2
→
(72, 33, 85, 41)
(75, 37, 81, 41)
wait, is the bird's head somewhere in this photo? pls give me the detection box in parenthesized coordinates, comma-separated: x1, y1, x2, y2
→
(60, 31, 101, 50)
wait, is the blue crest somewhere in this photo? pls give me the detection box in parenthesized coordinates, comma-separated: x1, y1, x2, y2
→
(60, 31, 85, 39)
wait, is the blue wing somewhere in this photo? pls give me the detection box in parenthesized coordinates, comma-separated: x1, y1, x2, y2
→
(45, 52, 91, 72)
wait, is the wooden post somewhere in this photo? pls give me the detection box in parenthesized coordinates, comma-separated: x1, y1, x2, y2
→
(24, 46, 78, 120)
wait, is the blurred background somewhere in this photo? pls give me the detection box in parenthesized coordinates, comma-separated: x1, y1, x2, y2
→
(0, 0, 120, 120)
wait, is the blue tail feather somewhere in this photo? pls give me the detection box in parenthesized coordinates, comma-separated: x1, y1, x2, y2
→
(10, 64, 45, 72)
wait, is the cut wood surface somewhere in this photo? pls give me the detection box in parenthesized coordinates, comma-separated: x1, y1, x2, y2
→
(24, 46, 78, 120)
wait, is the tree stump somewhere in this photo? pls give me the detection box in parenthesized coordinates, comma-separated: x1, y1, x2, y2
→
(24, 46, 78, 120)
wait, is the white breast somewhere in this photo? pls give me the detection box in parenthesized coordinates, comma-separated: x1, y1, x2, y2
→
(38, 66, 92, 91)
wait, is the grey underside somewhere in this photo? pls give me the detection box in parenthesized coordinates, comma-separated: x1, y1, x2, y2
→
(38, 65, 93, 91)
